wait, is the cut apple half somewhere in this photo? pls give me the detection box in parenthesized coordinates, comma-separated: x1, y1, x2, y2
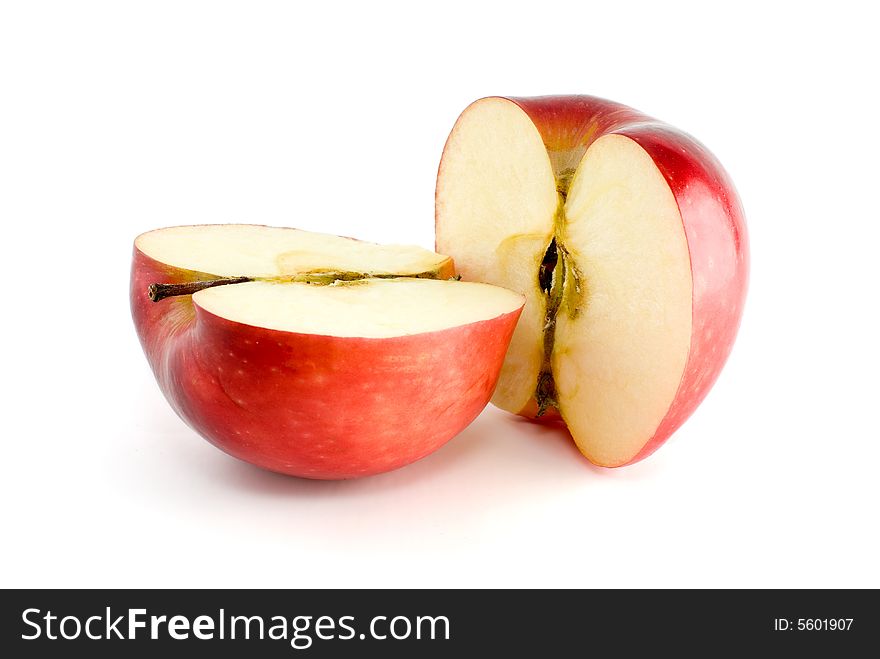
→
(436, 96, 748, 467)
(136, 224, 455, 280)
(131, 224, 524, 479)
(552, 135, 692, 466)
(194, 278, 524, 339)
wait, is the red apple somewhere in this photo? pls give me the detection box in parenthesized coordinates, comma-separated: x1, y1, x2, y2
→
(436, 95, 748, 466)
(131, 224, 524, 479)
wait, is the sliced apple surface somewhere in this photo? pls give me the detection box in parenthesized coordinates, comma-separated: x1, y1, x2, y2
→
(131, 224, 524, 479)
(194, 278, 524, 339)
(436, 96, 748, 467)
(435, 98, 557, 417)
(136, 223, 455, 280)
(553, 134, 692, 467)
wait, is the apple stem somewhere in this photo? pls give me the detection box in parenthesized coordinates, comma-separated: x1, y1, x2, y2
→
(147, 270, 457, 303)
(147, 277, 253, 302)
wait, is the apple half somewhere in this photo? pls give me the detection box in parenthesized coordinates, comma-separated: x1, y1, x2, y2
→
(436, 96, 748, 467)
(131, 224, 524, 479)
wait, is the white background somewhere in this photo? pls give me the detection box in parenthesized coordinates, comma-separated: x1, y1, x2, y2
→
(2, 1, 878, 588)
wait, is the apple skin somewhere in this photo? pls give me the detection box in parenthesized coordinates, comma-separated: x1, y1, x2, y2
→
(130, 246, 521, 479)
(439, 96, 749, 466)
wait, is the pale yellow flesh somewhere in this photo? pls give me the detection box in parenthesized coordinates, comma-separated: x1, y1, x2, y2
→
(136, 224, 451, 278)
(195, 279, 524, 339)
(436, 100, 693, 466)
(555, 134, 692, 466)
(436, 98, 558, 412)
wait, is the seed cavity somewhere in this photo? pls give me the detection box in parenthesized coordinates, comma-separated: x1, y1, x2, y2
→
(534, 168, 585, 416)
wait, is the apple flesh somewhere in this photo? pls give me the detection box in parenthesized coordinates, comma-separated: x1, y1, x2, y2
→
(131, 224, 524, 479)
(436, 96, 748, 467)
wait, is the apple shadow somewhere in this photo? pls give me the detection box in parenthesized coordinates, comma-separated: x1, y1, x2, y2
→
(131, 383, 665, 516)
(200, 405, 653, 503)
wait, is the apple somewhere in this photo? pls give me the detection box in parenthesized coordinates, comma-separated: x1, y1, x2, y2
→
(436, 95, 748, 467)
(131, 224, 524, 479)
